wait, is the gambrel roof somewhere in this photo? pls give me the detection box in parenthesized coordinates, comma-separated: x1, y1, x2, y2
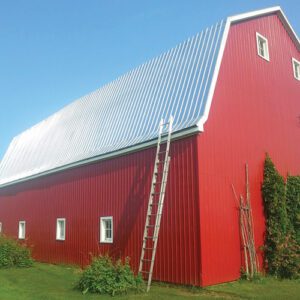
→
(0, 6, 299, 188)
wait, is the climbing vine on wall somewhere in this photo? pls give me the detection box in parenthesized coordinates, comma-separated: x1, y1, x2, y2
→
(286, 175, 300, 245)
(261, 154, 300, 279)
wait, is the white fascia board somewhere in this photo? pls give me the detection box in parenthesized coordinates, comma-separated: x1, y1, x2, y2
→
(197, 18, 231, 128)
(228, 6, 281, 23)
(276, 9, 300, 50)
(198, 6, 300, 130)
(0, 125, 201, 189)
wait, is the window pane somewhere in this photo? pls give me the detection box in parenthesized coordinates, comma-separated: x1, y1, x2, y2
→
(57, 219, 65, 240)
(295, 63, 299, 77)
(259, 39, 264, 56)
(100, 217, 113, 243)
(106, 228, 111, 239)
(19, 222, 25, 239)
(60, 221, 65, 238)
(106, 220, 111, 230)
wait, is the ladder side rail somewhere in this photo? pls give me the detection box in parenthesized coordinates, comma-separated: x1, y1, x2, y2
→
(154, 156, 170, 238)
(147, 158, 171, 291)
(139, 119, 164, 273)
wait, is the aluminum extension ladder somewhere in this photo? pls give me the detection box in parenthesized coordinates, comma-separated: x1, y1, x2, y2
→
(139, 116, 173, 292)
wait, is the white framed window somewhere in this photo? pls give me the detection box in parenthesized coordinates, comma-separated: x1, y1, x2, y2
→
(100, 217, 113, 243)
(18, 221, 26, 239)
(256, 32, 269, 61)
(292, 58, 300, 81)
(56, 218, 66, 241)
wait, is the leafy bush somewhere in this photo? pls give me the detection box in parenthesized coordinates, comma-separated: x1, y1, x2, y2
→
(0, 235, 33, 268)
(262, 155, 300, 279)
(286, 175, 300, 244)
(77, 255, 144, 296)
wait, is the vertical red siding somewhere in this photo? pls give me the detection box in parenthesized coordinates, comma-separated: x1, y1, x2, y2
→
(0, 135, 201, 286)
(198, 14, 300, 286)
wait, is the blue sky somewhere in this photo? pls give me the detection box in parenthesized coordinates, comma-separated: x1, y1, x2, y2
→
(0, 0, 299, 159)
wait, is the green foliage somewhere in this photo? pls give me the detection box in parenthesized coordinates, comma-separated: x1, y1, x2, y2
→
(286, 175, 300, 244)
(76, 255, 144, 296)
(262, 154, 300, 279)
(0, 235, 33, 268)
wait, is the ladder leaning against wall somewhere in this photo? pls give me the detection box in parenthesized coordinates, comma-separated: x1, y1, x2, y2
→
(139, 116, 173, 292)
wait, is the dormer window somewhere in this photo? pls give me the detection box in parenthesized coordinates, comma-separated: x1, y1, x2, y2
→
(256, 32, 269, 61)
(292, 58, 300, 81)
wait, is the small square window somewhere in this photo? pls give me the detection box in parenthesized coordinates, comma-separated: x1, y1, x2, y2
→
(18, 221, 26, 239)
(256, 32, 269, 61)
(100, 217, 113, 243)
(292, 58, 300, 81)
(56, 218, 66, 241)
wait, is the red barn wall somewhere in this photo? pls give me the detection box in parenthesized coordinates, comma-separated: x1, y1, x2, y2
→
(0, 135, 201, 286)
(198, 14, 300, 286)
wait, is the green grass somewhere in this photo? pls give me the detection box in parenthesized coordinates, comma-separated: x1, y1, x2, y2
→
(0, 263, 299, 299)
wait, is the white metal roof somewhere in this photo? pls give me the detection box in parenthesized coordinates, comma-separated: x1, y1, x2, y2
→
(0, 6, 298, 188)
(0, 20, 225, 186)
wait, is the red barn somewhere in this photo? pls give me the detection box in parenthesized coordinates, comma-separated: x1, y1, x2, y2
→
(0, 7, 299, 286)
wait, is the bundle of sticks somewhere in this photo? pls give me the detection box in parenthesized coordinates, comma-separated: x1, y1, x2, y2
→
(232, 163, 259, 279)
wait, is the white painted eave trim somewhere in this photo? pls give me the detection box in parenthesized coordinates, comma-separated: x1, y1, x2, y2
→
(197, 18, 231, 128)
(0, 125, 202, 189)
(228, 6, 281, 23)
(198, 6, 300, 130)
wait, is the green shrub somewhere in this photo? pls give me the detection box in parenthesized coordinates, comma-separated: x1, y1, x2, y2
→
(77, 255, 144, 296)
(262, 155, 300, 279)
(286, 175, 300, 244)
(0, 235, 33, 268)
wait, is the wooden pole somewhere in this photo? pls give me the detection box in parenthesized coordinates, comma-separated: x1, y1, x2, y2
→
(240, 196, 249, 277)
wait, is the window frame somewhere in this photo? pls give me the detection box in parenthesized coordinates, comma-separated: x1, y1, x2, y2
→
(18, 221, 26, 239)
(0, 222, 2, 234)
(292, 57, 300, 81)
(256, 32, 270, 61)
(100, 216, 113, 243)
(56, 218, 66, 241)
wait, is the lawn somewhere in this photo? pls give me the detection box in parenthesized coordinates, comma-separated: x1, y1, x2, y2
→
(0, 263, 299, 299)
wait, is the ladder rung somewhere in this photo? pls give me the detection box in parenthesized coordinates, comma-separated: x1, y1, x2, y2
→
(148, 213, 161, 216)
(155, 170, 168, 175)
(146, 224, 158, 227)
(154, 181, 164, 185)
(158, 151, 167, 155)
(142, 259, 153, 262)
(145, 236, 157, 239)
(143, 247, 154, 250)
(150, 203, 160, 206)
(140, 270, 151, 274)
(156, 160, 166, 164)
(152, 192, 164, 195)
